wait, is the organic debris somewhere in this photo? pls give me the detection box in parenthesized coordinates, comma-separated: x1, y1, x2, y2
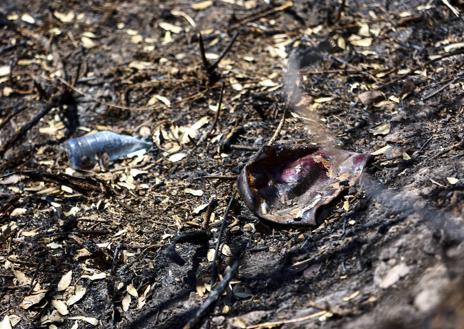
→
(238, 145, 369, 225)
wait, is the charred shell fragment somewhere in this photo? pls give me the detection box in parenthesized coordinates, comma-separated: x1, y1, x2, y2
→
(237, 145, 369, 225)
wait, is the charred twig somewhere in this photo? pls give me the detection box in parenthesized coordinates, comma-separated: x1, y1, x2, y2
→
(0, 103, 54, 157)
(194, 174, 238, 180)
(18, 170, 108, 195)
(195, 83, 225, 148)
(165, 231, 210, 266)
(198, 32, 210, 73)
(422, 76, 462, 101)
(183, 255, 241, 329)
(206, 82, 224, 138)
(229, 1, 293, 29)
(0, 106, 27, 131)
(431, 140, 464, 159)
(197, 32, 239, 82)
(209, 31, 239, 71)
(56, 78, 151, 112)
(211, 195, 235, 285)
(202, 198, 218, 229)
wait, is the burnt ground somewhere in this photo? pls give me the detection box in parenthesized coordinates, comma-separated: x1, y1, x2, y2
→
(1, 0, 464, 328)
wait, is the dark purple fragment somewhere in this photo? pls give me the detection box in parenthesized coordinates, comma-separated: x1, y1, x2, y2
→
(237, 145, 369, 225)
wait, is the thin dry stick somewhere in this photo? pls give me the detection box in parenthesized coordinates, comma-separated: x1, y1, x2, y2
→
(441, 0, 463, 20)
(209, 31, 240, 70)
(183, 257, 240, 329)
(206, 82, 225, 138)
(197, 32, 210, 73)
(211, 195, 235, 285)
(229, 1, 293, 29)
(422, 76, 461, 101)
(267, 105, 288, 145)
(247, 311, 330, 329)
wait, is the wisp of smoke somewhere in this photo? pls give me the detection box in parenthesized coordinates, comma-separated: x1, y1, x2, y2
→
(283, 47, 464, 241)
(283, 49, 337, 148)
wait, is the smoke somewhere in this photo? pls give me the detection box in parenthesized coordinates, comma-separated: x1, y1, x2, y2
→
(283, 49, 337, 148)
(283, 46, 464, 242)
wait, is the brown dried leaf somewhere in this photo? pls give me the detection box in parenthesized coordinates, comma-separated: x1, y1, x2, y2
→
(20, 291, 47, 309)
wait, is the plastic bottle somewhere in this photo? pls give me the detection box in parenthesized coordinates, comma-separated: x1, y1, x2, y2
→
(65, 131, 152, 169)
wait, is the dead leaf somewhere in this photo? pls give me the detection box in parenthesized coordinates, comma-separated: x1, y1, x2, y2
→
(13, 270, 31, 285)
(54, 11, 75, 23)
(221, 244, 232, 257)
(358, 90, 384, 106)
(122, 294, 131, 312)
(57, 270, 73, 292)
(137, 285, 151, 309)
(127, 284, 138, 298)
(371, 145, 392, 156)
(349, 36, 372, 47)
(68, 316, 99, 326)
(20, 291, 47, 309)
(193, 203, 209, 215)
(168, 152, 187, 162)
(81, 36, 97, 49)
(159, 22, 182, 34)
(67, 285, 86, 305)
(207, 249, 216, 262)
(20, 13, 35, 24)
(447, 177, 459, 185)
(10, 208, 27, 217)
(370, 123, 391, 136)
(192, 1, 213, 10)
(0, 315, 12, 329)
(0, 66, 11, 77)
(52, 299, 69, 315)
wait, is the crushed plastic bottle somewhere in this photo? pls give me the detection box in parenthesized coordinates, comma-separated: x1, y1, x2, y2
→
(65, 131, 152, 170)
